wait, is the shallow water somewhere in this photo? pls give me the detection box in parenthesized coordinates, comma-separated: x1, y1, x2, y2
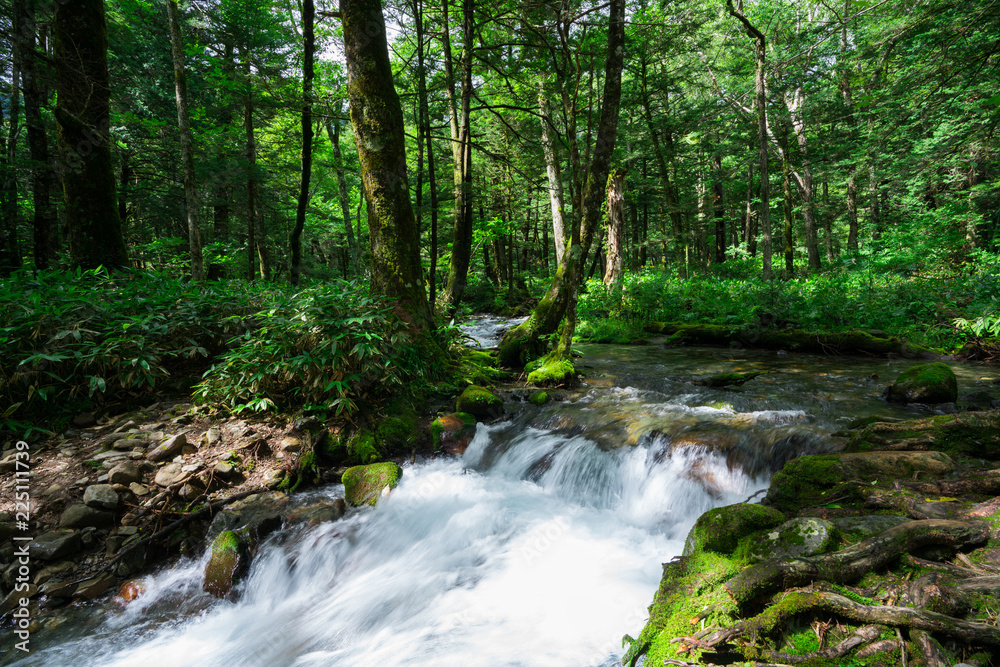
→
(6, 332, 996, 667)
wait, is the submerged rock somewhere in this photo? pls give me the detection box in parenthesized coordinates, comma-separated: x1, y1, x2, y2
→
(456, 385, 504, 420)
(342, 462, 403, 507)
(887, 362, 958, 404)
(431, 412, 477, 455)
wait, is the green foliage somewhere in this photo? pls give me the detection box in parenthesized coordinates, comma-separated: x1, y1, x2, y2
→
(0, 268, 258, 436)
(196, 280, 439, 418)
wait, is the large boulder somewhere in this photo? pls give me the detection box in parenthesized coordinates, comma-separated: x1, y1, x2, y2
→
(683, 502, 785, 556)
(342, 462, 403, 507)
(456, 385, 504, 420)
(756, 517, 838, 560)
(887, 362, 958, 404)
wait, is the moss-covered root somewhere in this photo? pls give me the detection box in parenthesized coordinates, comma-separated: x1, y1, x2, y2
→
(526, 353, 576, 387)
(342, 462, 403, 507)
(723, 519, 989, 607)
(703, 590, 1000, 651)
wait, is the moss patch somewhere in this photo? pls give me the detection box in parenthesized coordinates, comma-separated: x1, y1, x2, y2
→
(526, 354, 576, 386)
(765, 455, 849, 513)
(430, 412, 477, 454)
(455, 385, 504, 420)
(342, 461, 403, 507)
(528, 390, 550, 406)
(202, 530, 249, 598)
(684, 502, 786, 555)
(887, 362, 958, 404)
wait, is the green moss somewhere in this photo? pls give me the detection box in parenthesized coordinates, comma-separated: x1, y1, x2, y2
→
(212, 529, 241, 555)
(528, 390, 550, 406)
(765, 455, 848, 513)
(347, 430, 379, 464)
(430, 412, 476, 451)
(342, 461, 403, 507)
(374, 407, 418, 454)
(684, 503, 786, 555)
(526, 354, 576, 386)
(456, 384, 504, 420)
(887, 362, 958, 404)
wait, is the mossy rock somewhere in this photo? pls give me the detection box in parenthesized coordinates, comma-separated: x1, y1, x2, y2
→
(886, 362, 958, 404)
(765, 455, 849, 513)
(683, 502, 785, 556)
(203, 530, 249, 598)
(756, 517, 838, 560)
(845, 410, 1000, 459)
(526, 355, 576, 387)
(839, 450, 955, 479)
(528, 390, 550, 406)
(342, 462, 403, 507)
(431, 412, 477, 455)
(456, 385, 504, 420)
(374, 408, 418, 454)
(693, 371, 764, 388)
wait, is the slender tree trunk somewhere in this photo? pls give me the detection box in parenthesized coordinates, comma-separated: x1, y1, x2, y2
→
(289, 0, 314, 286)
(167, 0, 203, 281)
(785, 86, 820, 270)
(0, 53, 19, 276)
(713, 151, 726, 264)
(15, 0, 55, 271)
(840, 3, 859, 252)
(780, 123, 795, 274)
(54, 0, 129, 270)
(413, 0, 437, 310)
(326, 114, 357, 272)
(341, 0, 432, 331)
(744, 162, 757, 256)
(538, 78, 567, 265)
(603, 167, 626, 293)
(727, 0, 771, 279)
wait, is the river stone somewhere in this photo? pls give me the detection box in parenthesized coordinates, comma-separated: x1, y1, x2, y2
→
(206, 491, 287, 545)
(279, 436, 302, 453)
(73, 573, 115, 601)
(108, 460, 142, 486)
(72, 412, 97, 428)
(431, 413, 477, 455)
(887, 362, 958, 404)
(154, 462, 185, 487)
(683, 502, 785, 556)
(203, 530, 250, 598)
(30, 530, 82, 561)
(90, 450, 127, 461)
(456, 385, 504, 420)
(59, 504, 114, 529)
(207, 426, 222, 445)
(839, 450, 955, 479)
(148, 433, 187, 462)
(286, 498, 347, 526)
(528, 391, 551, 406)
(342, 462, 403, 507)
(83, 484, 119, 510)
(113, 438, 147, 451)
(759, 517, 838, 560)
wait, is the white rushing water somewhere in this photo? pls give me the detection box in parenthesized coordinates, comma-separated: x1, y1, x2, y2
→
(12, 419, 766, 667)
(459, 315, 529, 349)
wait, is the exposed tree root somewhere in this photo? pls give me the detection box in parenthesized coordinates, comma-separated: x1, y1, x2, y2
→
(754, 625, 880, 664)
(724, 519, 989, 606)
(703, 591, 1000, 649)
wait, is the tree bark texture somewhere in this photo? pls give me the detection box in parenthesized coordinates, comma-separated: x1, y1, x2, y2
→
(603, 167, 625, 291)
(290, 0, 315, 286)
(341, 0, 433, 331)
(539, 78, 567, 266)
(54, 0, 129, 270)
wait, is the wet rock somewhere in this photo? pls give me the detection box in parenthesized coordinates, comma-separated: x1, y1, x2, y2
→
(692, 371, 765, 388)
(343, 462, 403, 507)
(959, 390, 995, 411)
(832, 515, 909, 540)
(839, 450, 955, 479)
(108, 461, 142, 486)
(72, 412, 97, 428)
(431, 413, 477, 455)
(206, 491, 287, 545)
(30, 531, 82, 561)
(154, 462, 185, 487)
(456, 385, 504, 420)
(759, 517, 838, 560)
(887, 362, 958, 404)
(683, 502, 785, 556)
(115, 579, 146, 606)
(285, 498, 347, 526)
(73, 573, 115, 601)
(203, 530, 249, 598)
(83, 484, 119, 510)
(1, 586, 36, 615)
(59, 504, 114, 529)
(148, 433, 187, 462)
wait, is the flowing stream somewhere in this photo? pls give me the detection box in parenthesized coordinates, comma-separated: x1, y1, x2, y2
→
(5, 329, 991, 667)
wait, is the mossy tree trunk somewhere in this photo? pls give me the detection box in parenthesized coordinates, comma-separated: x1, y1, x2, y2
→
(325, 108, 358, 274)
(341, 0, 433, 331)
(54, 0, 129, 270)
(0, 50, 19, 277)
(602, 167, 626, 292)
(501, 0, 625, 369)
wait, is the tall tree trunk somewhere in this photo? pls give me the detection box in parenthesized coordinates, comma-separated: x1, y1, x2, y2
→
(15, 0, 55, 271)
(242, 50, 266, 280)
(713, 150, 726, 264)
(785, 85, 820, 270)
(727, 0, 771, 280)
(840, 8, 859, 252)
(326, 113, 357, 272)
(745, 162, 757, 256)
(441, 0, 474, 313)
(603, 167, 626, 293)
(289, 0, 314, 286)
(780, 123, 795, 274)
(0, 52, 19, 276)
(341, 0, 432, 331)
(412, 0, 438, 310)
(538, 78, 567, 265)
(501, 0, 625, 370)
(54, 0, 129, 270)
(167, 0, 203, 281)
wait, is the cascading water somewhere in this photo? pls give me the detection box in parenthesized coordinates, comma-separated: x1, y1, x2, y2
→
(7, 332, 975, 667)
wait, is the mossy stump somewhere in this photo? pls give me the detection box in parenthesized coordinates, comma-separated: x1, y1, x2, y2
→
(887, 361, 958, 404)
(456, 385, 504, 420)
(342, 462, 403, 507)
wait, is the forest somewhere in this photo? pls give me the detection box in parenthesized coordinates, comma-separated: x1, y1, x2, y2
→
(1, 0, 1000, 664)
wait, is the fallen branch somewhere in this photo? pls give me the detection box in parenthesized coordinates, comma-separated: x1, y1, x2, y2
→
(724, 519, 988, 606)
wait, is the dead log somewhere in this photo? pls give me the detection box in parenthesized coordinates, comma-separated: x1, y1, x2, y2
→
(724, 519, 989, 606)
